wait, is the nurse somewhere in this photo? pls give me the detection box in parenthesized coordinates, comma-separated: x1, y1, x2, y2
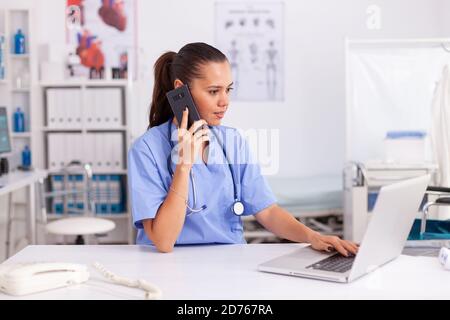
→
(128, 42, 358, 255)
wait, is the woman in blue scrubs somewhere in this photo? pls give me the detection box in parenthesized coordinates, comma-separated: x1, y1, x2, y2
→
(128, 42, 358, 255)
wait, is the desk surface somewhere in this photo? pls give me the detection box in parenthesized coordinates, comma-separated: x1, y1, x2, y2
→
(0, 169, 47, 196)
(1, 244, 448, 300)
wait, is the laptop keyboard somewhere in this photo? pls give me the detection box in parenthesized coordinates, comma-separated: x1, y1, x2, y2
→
(306, 253, 356, 273)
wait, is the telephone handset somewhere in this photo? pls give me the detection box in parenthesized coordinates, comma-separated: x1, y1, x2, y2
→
(0, 262, 89, 296)
(0, 262, 162, 299)
(166, 84, 202, 129)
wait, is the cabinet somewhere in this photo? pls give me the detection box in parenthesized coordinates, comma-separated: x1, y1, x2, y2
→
(343, 162, 437, 242)
(0, 7, 39, 259)
(40, 80, 134, 244)
(0, 8, 36, 170)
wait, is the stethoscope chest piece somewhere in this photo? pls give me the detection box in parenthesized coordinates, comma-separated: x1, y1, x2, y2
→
(232, 201, 245, 216)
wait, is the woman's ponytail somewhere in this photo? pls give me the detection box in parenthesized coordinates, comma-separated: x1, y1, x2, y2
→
(148, 43, 228, 129)
(148, 51, 176, 128)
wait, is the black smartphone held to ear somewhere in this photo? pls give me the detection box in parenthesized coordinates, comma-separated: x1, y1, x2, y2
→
(166, 84, 202, 129)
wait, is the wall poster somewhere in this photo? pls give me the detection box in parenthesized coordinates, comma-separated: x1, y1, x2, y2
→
(215, 2, 284, 101)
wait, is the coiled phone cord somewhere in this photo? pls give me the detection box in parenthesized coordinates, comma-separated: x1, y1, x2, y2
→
(92, 262, 162, 300)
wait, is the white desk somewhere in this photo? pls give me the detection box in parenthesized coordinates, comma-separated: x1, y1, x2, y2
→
(0, 170, 48, 249)
(1, 243, 448, 300)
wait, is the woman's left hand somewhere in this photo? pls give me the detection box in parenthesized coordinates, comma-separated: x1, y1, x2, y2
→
(308, 232, 358, 257)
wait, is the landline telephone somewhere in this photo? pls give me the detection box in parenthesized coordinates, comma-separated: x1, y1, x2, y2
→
(0, 262, 162, 299)
(0, 262, 89, 296)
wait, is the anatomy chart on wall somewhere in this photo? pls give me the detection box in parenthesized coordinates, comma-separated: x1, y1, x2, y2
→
(215, 2, 284, 101)
(65, 0, 137, 80)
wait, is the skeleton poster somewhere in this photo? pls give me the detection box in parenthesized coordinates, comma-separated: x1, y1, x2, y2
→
(215, 2, 284, 101)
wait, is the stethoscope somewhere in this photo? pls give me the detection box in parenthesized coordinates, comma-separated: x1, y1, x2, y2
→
(167, 120, 245, 216)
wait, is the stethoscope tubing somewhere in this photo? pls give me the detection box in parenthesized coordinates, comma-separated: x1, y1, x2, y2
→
(167, 120, 244, 215)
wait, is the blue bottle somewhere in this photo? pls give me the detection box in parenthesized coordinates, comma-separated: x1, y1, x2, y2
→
(14, 29, 25, 54)
(22, 145, 31, 168)
(13, 107, 25, 132)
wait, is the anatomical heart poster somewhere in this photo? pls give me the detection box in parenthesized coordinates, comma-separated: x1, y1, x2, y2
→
(65, 0, 137, 80)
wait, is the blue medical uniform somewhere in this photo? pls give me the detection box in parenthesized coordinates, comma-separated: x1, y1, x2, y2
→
(128, 120, 277, 245)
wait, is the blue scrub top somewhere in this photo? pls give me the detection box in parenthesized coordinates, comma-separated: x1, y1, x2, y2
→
(128, 120, 277, 245)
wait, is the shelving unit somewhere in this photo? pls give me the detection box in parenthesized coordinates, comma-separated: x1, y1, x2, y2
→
(0, 7, 134, 247)
(11, 132, 31, 138)
(0, 8, 35, 170)
(11, 88, 30, 93)
(10, 53, 29, 59)
(0, 7, 39, 259)
(39, 81, 134, 244)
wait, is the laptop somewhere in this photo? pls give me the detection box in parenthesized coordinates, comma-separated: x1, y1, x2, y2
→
(258, 174, 430, 283)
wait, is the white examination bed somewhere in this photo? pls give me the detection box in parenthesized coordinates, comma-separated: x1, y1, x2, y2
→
(243, 175, 343, 242)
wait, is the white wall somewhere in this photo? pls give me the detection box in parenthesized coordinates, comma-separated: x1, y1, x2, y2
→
(441, 0, 450, 33)
(136, 0, 450, 178)
(0, 0, 448, 260)
(2, 0, 450, 178)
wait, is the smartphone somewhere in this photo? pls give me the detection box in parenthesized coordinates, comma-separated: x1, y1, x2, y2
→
(166, 84, 202, 128)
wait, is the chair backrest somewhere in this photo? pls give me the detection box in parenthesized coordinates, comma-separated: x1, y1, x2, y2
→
(61, 161, 95, 216)
(418, 186, 450, 239)
(41, 161, 96, 217)
(425, 186, 450, 208)
(37, 161, 116, 243)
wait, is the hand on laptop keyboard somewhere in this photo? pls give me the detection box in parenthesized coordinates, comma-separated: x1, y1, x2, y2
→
(307, 253, 356, 273)
(307, 231, 359, 257)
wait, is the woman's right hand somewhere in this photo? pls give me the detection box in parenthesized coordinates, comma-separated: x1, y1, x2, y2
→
(176, 108, 209, 169)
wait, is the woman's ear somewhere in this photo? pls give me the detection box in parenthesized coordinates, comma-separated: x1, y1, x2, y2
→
(173, 79, 184, 89)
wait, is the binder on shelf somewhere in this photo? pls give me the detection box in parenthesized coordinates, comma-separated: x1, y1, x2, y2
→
(64, 134, 75, 166)
(101, 134, 111, 170)
(99, 175, 108, 213)
(65, 89, 82, 129)
(74, 90, 83, 126)
(85, 88, 123, 129)
(55, 90, 64, 128)
(93, 174, 101, 213)
(94, 133, 102, 171)
(47, 133, 60, 170)
(84, 89, 95, 126)
(84, 133, 96, 169)
(65, 133, 83, 164)
(110, 175, 124, 213)
(111, 133, 123, 170)
(48, 133, 86, 170)
(51, 175, 63, 214)
(93, 89, 102, 128)
(47, 89, 77, 129)
(107, 88, 123, 128)
(46, 89, 57, 128)
(90, 174, 124, 214)
(74, 134, 84, 164)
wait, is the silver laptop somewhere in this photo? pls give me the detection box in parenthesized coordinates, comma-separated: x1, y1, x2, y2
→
(258, 174, 430, 283)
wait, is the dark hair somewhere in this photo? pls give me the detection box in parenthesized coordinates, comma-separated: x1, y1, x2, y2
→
(148, 42, 228, 128)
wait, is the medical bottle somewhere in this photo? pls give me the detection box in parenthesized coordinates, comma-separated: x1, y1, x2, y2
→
(21, 145, 31, 168)
(14, 29, 25, 54)
(13, 107, 25, 132)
